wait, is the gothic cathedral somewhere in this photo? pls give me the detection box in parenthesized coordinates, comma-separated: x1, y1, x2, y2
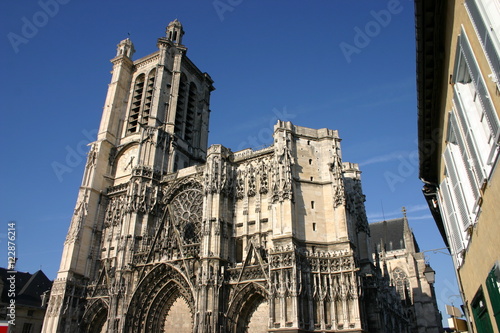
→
(43, 21, 410, 333)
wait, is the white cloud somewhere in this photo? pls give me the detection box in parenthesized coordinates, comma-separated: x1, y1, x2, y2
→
(405, 214, 433, 221)
(367, 204, 429, 221)
(359, 151, 408, 166)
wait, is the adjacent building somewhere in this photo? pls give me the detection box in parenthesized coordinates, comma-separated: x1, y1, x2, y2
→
(416, 0, 500, 332)
(370, 217, 443, 333)
(0, 268, 52, 333)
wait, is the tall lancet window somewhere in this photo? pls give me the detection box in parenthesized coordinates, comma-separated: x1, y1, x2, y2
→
(392, 267, 411, 302)
(142, 69, 156, 126)
(174, 74, 187, 138)
(185, 82, 197, 144)
(128, 74, 145, 134)
(127, 70, 156, 135)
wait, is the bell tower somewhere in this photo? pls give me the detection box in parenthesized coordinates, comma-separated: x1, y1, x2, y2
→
(42, 19, 416, 331)
(42, 20, 214, 333)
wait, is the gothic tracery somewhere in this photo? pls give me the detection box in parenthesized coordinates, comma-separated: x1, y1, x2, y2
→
(170, 188, 203, 244)
(46, 22, 415, 333)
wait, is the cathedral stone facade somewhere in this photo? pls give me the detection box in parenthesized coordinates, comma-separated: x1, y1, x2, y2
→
(43, 21, 411, 333)
(370, 218, 443, 333)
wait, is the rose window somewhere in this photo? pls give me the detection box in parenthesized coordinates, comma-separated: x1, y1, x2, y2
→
(171, 189, 203, 244)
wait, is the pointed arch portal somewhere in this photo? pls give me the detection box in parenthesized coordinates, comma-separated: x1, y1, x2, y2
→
(124, 263, 195, 333)
(81, 298, 109, 333)
(239, 294, 269, 333)
(227, 283, 270, 333)
(164, 296, 193, 332)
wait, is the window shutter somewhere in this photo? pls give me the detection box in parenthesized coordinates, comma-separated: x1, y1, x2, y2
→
(460, 28, 480, 82)
(453, 91, 487, 184)
(439, 179, 465, 255)
(444, 145, 473, 229)
(459, 28, 500, 143)
(449, 110, 481, 202)
(466, 0, 500, 86)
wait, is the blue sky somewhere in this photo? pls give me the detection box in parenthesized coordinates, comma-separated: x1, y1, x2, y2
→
(0, 0, 460, 324)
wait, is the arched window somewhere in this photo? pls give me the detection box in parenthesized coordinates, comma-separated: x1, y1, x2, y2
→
(127, 70, 156, 134)
(174, 74, 187, 137)
(185, 82, 197, 144)
(392, 267, 410, 302)
(142, 69, 156, 126)
(235, 238, 243, 263)
(127, 74, 145, 134)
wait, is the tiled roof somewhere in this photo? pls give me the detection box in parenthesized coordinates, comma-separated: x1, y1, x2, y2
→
(0, 267, 52, 308)
(370, 218, 420, 253)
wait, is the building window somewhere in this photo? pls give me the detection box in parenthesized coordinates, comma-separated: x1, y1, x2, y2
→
(453, 27, 499, 169)
(141, 69, 156, 128)
(309, 159, 312, 165)
(472, 287, 494, 333)
(235, 238, 243, 263)
(443, 139, 476, 228)
(465, 0, 500, 88)
(439, 177, 467, 266)
(174, 74, 188, 138)
(184, 82, 198, 145)
(392, 267, 410, 302)
(448, 105, 484, 205)
(127, 74, 145, 134)
(311, 201, 315, 209)
(312, 222, 316, 231)
(126, 69, 155, 134)
(439, 27, 500, 265)
(22, 323, 33, 333)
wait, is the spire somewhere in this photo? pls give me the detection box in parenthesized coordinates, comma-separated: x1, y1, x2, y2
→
(116, 38, 135, 58)
(166, 19, 184, 44)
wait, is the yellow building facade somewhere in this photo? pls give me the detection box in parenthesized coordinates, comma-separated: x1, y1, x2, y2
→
(416, 0, 500, 332)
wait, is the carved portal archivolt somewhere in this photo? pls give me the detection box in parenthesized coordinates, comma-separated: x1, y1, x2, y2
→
(227, 282, 269, 333)
(124, 264, 195, 333)
(81, 298, 108, 333)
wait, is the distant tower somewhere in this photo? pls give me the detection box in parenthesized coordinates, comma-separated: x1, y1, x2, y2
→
(42, 20, 214, 333)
